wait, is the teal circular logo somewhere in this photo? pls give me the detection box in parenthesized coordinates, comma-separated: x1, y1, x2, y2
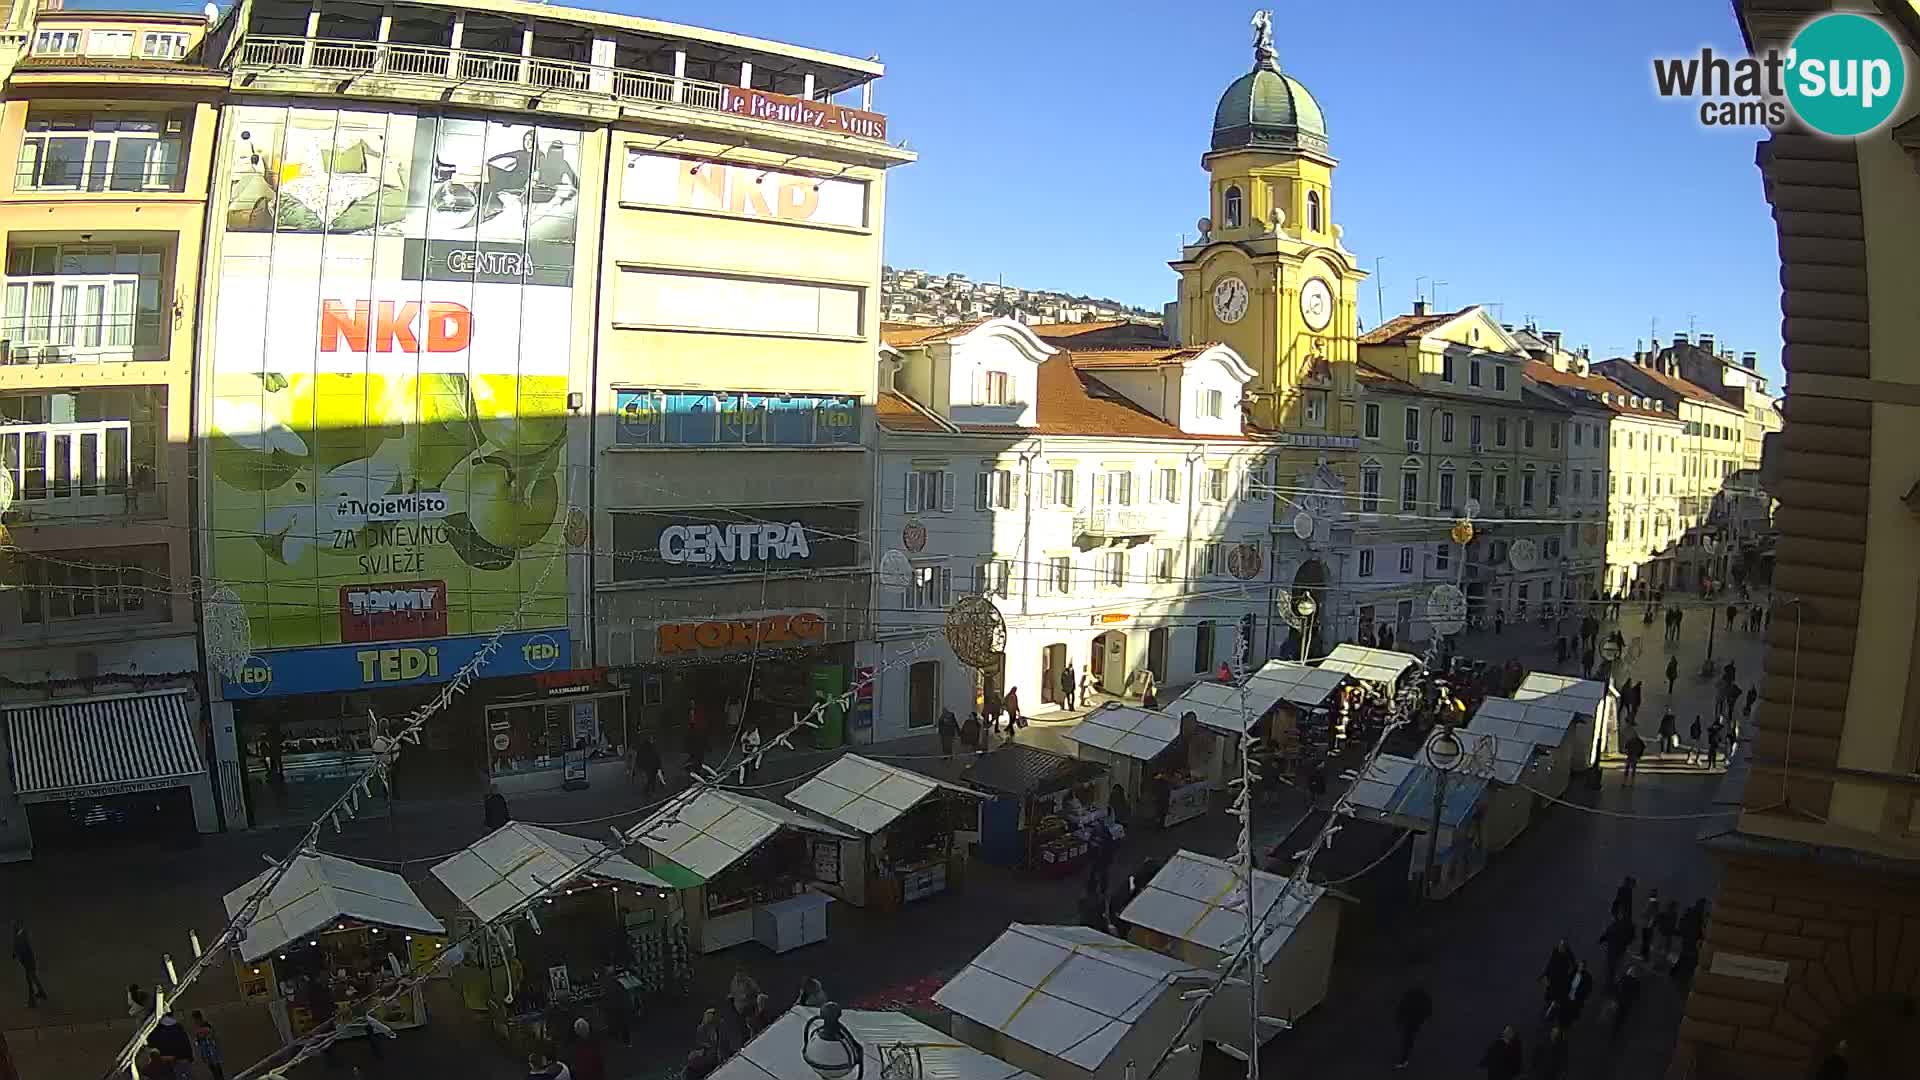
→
(1787, 13, 1906, 137)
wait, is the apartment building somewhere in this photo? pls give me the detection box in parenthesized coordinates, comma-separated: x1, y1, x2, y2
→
(868, 319, 1275, 740)
(0, 3, 225, 860)
(1668, 4, 1920, 1078)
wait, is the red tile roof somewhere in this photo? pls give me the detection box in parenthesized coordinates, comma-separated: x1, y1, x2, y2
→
(1597, 359, 1740, 411)
(1357, 309, 1469, 346)
(877, 357, 1268, 441)
(875, 391, 951, 432)
(880, 321, 983, 347)
(1067, 346, 1204, 370)
(1525, 362, 1682, 421)
(1355, 363, 1419, 393)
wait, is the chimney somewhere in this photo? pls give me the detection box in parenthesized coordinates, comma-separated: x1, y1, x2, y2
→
(1413, 300, 1428, 316)
(1699, 333, 1714, 354)
(1544, 330, 1562, 351)
(1673, 333, 1688, 347)
(1742, 350, 1757, 365)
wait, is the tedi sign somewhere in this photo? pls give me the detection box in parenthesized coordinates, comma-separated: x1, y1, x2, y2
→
(661, 522, 813, 565)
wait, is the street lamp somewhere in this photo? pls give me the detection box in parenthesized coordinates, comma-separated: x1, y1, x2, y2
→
(1421, 726, 1464, 900)
(1699, 538, 1721, 677)
(803, 1003, 864, 1080)
(1598, 636, 1622, 685)
(1294, 593, 1318, 662)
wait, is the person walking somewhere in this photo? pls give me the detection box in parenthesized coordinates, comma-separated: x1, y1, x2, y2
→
(126, 983, 152, 1018)
(1623, 729, 1645, 785)
(1640, 889, 1661, 959)
(1004, 687, 1023, 733)
(1478, 1025, 1525, 1080)
(1657, 710, 1677, 756)
(1686, 716, 1704, 766)
(982, 685, 1004, 735)
(1608, 962, 1643, 1037)
(1393, 984, 1433, 1070)
(11, 921, 47, 1008)
(1665, 656, 1679, 696)
(937, 708, 959, 759)
(684, 704, 710, 780)
(146, 1010, 193, 1080)
(1529, 1025, 1569, 1080)
(1743, 686, 1757, 730)
(1706, 719, 1724, 770)
(959, 711, 983, 753)
(1060, 663, 1077, 711)
(1555, 637, 1568, 667)
(739, 721, 763, 781)
(1560, 960, 1595, 1025)
(189, 1012, 223, 1080)
(1494, 609, 1505, 636)
(634, 734, 663, 797)
(1581, 645, 1596, 679)
(1725, 603, 1738, 632)
(1539, 939, 1575, 1019)
(1654, 900, 1681, 962)
(1086, 821, 1115, 898)
(1598, 915, 1634, 983)
(568, 1017, 606, 1080)
(1611, 877, 1636, 923)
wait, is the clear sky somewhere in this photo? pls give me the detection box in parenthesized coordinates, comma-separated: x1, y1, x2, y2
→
(620, 0, 1784, 383)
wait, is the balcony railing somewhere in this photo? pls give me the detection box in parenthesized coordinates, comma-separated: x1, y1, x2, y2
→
(0, 320, 169, 365)
(235, 36, 887, 141)
(1073, 505, 1160, 538)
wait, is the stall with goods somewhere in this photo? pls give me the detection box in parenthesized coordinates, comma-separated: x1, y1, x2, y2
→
(961, 745, 1109, 874)
(226, 853, 446, 1045)
(1064, 704, 1207, 828)
(1512, 673, 1618, 771)
(431, 821, 683, 1056)
(782, 754, 983, 908)
(631, 789, 854, 954)
(935, 923, 1206, 1080)
(713, 1003, 1034, 1080)
(1170, 661, 1346, 789)
(1119, 850, 1339, 1057)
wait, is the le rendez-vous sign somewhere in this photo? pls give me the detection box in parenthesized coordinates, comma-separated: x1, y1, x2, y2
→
(717, 85, 888, 142)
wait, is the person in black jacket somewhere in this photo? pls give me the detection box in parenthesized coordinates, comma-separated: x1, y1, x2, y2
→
(1393, 984, 1433, 1069)
(1539, 940, 1575, 1019)
(1529, 1024, 1569, 1080)
(11, 921, 47, 1007)
(1559, 960, 1595, 1024)
(146, 1010, 193, 1076)
(1478, 1025, 1524, 1080)
(484, 785, 511, 830)
(633, 735, 662, 797)
(1609, 962, 1644, 1036)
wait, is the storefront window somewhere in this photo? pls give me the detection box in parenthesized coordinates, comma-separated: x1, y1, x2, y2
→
(703, 833, 808, 916)
(486, 695, 626, 776)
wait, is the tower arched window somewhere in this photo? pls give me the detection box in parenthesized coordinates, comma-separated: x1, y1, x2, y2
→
(1223, 186, 1244, 229)
(1306, 190, 1323, 232)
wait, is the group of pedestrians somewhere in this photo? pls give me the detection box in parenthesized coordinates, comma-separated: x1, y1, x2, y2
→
(1726, 602, 1770, 634)
(935, 686, 1027, 759)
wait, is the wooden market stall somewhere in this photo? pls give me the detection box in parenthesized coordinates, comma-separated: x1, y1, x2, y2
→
(1513, 673, 1619, 771)
(961, 745, 1109, 874)
(630, 789, 855, 955)
(713, 1004, 1034, 1080)
(1346, 754, 1493, 900)
(1064, 704, 1208, 828)
(1466, 695, 1581, 800)
(226, 853, 446, 1045)
(1120, 849, 1341, 1059)
(1169, 661, 1347, 788)
(430, 822, 684, 1056)
(935, 924, 1207, 1080)
(782, 754, 983, 909)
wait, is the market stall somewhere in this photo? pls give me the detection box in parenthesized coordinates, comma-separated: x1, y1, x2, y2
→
(1513, 673, 1618, 771)
(1316, 644, 1421, 689)
(430, 822, 684, 1055)
(1345, 732, 1536, 899)
(630, 789, 854, 954)
(1466, 695, 1580, 800)
(226, 853, 446, 1045)
(1065, 704, 1207, 828)
(782, 754, 982, 909)
(1169, 661, 1346, 789)
(713, 1004, 1034, 1080)
(961, 745, 1109, 874)
(1120, 849, 1340, 1058)
(935, 923, 1206, 1080)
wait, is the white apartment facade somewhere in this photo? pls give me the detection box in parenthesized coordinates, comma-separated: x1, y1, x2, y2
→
(865, 319, 1277, 741)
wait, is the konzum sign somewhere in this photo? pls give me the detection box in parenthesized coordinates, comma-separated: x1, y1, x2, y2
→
(658, 611, 827, 655)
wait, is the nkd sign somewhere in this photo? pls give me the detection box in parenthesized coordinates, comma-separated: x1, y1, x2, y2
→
(612, 505, 860, 581)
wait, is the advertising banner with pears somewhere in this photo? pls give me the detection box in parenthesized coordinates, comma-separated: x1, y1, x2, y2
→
(209, 105, 579, 698)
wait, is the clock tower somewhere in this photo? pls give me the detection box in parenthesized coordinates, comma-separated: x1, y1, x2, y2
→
(1171, 13, 1368, 439)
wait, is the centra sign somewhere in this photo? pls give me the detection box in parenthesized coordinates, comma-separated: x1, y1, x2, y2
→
(661, 522, 813, 565)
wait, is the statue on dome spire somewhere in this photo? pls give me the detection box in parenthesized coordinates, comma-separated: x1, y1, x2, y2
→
(1251, 10, 1278, 68)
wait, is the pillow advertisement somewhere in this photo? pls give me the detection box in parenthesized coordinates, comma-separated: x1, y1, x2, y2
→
(209, 105, 579, 698)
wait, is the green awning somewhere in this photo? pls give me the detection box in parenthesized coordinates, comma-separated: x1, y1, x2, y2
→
(646, 858, 706, 890)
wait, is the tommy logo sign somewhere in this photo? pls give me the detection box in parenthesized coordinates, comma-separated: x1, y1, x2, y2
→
(1653, 13, 1907, 136)
(340, 580, 449, 643)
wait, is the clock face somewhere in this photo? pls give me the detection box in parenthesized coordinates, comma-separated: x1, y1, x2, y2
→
(1212, 275, 1249, 324)
(1299, 278, 1334, 331)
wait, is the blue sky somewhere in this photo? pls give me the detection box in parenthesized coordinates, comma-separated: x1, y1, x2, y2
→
(621, 0, 1783, 382)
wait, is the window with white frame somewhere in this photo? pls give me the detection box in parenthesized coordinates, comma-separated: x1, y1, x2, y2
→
(1363, 402, 1381, 439)
(1304, 390, 1326, 426)
(1399, 546, 1414, 574)
(1360, 464, 1381, 512)
(978, 370, 1012, 406)
(1044, 555, 1072, 595)
(87, 30, 133, 56)
(1050, 468, 1075, 507)
(1405, 407, 1421, 446)
(1544, 536, 1562, 559)
(1442, 353, 1456, 383)
(1400, 469, 1418, 511)
(1494, 472, 1509, 505)
(1470, 359, 1482, 387)
(1102, 549, 1127, 588)
(973, 559, 1011, 598)
(1200, 388, 1225, 419)
(1358, 548, 1375, 577)
(1155, 548, 1176, 583)
(1441, 411, 1454, 443)
(1096, 469, 1134, 506)
(974, 467, 1013, 511)
(907, 563, 952, 610)
(904, 467, 951, 513)
(17, 546, 162, 625)
(1434, 543, 1451, 571)
(1495, 417, 1509, 447)
(1468, 469, 1483, 502)
(18, 111, 183, 193)
(1548, 471, 1561, 507)
(1549, 422, 1561, 450)
(1592, 471, 1603, 497)
(141, 32, 188, 59)
(1523, 418, 1535, 448)
(33, 30, 79, 55)
(1573, 423, 1583, 447)
(1222, 186, 1244, 229)
(1470, 414, 1483, 447)
(1204, 467, 1228, 502)
(1494, 365, 1508, 391)
(1154, 466, 1180, 503)
(1522, 467, 1536, 506)
(3, 242, 168, 359)
(1439, 468, 1455, 511)
(1194, 542, 1224, 577)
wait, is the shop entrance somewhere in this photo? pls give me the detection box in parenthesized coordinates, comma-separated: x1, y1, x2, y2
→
(1090, 631, 1126, 693)
(1040, 643, 1068, 705)
(25, 787, 197, 852)
(1146, 627, 1169, 685)
(908, 660, 941, 729)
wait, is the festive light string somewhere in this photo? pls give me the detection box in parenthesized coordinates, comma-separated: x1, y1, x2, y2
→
(100, 550, 564, 1080)
(225, 630, 950, 1080)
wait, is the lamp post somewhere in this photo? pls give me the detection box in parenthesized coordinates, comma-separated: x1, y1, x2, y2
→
(1699, 537, 1720, 677)
(803, 1003, 864, 1080)
(1420, 726, 1464, 901)
(1295, 593, 1317, 663)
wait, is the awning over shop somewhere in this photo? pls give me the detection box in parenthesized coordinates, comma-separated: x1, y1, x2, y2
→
(225, 853, 444, 963)
(1317, 645, 1420, 686)
(935, 924, 1204, 1072)
(1120, 849, 1327, 965)
(4, 691, 203, 804)
(632, 789, 854, 882)
(715, 1005, 1038, 1080)
(1468, 696, 1581, 753)
(1065, 704, 1180, 762)
(1172, 662, 1345, 736)
(431, 822, 670, 923)
(784, 754, 978, 836)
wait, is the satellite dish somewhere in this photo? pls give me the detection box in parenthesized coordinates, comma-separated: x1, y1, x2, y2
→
(1509, 538, 1539, 572)
(878, 549, 913, 590)
(1291, 510, 1315, 541)
(1427, 584, 1468, 636)
(1462, 497, 1482, 519)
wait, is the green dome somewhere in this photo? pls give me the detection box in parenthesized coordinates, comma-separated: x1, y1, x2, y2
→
(1211, 62, 1328, 156)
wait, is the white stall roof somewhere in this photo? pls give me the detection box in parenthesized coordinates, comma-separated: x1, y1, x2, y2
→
(1317, 645, 1420, 685)
(431, 822, 670, 922)
(1121, 849, 1327, 965)
(224, 853, 444, 963)
(1066, 704, 1180, 761)
(935, 924, 1204, 1071)
(1346, 755, 1417, 816)
(1248, 660, 1348, 706)
(1454, 728, 1531, 785)
(633, 789, 853, 882)
(1468, 696, 1581, 752)
(785, 754, 974, 836)
(714, 1005, 1038, 1080)
(1171, 663, 1344, 737)
(1514, 673, 1613, 713)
